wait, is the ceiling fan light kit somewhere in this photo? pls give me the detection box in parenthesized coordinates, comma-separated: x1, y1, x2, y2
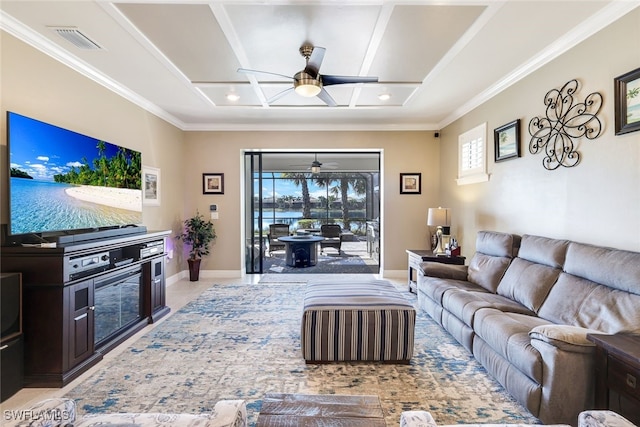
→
(293, 71, 322, 97)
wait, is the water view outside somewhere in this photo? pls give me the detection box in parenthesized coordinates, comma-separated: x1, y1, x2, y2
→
(256, 210, 367, 232)
(254, 172, 379, 236)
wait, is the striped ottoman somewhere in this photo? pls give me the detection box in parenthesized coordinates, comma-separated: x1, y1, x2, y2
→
(301, 279, 416, 363)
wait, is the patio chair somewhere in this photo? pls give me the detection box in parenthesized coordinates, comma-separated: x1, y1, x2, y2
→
(320, 224, 343, 254)
(268, 224, 290, 256)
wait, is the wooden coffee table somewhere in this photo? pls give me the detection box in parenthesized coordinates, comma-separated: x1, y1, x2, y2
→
(256, 393, 386, 426)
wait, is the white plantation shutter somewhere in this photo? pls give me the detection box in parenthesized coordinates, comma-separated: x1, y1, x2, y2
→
(457, 123, 489, 185)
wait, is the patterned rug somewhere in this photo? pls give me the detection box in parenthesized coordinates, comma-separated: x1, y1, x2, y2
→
(64, 283, 539, 426)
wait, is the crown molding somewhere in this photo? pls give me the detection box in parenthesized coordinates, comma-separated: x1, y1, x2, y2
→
(438, 0, 640, 130)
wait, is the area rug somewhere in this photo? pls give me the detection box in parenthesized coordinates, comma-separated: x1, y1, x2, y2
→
(64, 283, 539, 426)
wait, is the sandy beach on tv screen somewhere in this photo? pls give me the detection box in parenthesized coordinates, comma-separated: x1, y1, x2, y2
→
(65, 185, 142, 212)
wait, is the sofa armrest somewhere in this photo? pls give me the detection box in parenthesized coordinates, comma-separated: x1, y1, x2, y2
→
(530, 325, 601, 423)
(579, 411, 637, 427)
(400, 411, 438, 427)
(418, 263, 468, 281)
(529, 325, 600, 353)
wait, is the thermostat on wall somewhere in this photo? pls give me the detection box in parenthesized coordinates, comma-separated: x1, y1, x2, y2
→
(210, 204, 219, 219)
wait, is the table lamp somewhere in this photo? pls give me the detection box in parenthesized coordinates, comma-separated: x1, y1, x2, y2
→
(427, 207, 451, 256)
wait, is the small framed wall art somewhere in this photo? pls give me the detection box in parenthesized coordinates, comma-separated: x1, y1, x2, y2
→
(494, 119, 521, 162)
(203, 173, 224, 195)
(142, 166, 161, 206)
(615, 66, 640, 135)
(400, 173, 421, 194)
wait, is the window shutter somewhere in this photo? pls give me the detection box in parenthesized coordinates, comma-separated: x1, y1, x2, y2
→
(457, 123, 489, 185)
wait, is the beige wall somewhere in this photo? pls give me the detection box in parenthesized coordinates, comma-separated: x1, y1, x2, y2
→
(181, 131, 439, 273)
(4, 7, 638, 278)
(0, 33, 186, 278)
(1, 31, 441, 276)
(438, 8, 640, 255)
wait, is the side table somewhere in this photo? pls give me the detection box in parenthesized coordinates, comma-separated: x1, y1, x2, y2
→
(586, 333, 640, 425)
(406, 249, 466, 294)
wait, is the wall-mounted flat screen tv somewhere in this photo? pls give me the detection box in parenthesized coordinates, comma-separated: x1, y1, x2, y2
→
(7, 111, 143, 237)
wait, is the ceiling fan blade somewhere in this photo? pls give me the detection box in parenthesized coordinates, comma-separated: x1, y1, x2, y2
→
(317, 88, 337, 107)
(237, 68, 293, 80)
(304, 46, 326, 78)
(266, 87, 294, 104)
(322, 75, 378, 86)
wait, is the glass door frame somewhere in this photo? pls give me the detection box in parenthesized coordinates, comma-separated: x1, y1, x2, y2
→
(244, 152, 264, 274)
(243, 149, 384, 275)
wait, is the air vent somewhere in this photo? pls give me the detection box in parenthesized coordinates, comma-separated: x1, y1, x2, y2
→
(49, 27, 103, 50)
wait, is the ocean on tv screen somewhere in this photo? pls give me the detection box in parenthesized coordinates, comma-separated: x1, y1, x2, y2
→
(7, 111, 142, 236)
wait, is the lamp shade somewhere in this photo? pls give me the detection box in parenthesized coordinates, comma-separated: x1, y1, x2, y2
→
(427, 207, 451, 227)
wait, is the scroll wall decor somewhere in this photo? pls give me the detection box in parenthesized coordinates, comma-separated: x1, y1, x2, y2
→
(528, 79, 602, 170)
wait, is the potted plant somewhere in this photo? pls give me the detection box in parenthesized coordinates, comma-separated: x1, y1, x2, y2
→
(178, 211, 216, 281)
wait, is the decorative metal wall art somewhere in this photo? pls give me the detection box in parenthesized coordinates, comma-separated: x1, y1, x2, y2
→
(528, 79, 603, 170)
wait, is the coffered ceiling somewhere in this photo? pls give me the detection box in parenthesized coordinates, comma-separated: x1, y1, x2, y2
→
(1, 1, 638, 131)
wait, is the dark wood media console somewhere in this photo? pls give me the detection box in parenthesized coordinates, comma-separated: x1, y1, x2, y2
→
(0, 230, 171, 388)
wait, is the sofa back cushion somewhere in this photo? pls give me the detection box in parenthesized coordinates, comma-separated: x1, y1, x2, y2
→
(537, 242, 640, 333)
(496, 235, 568, 311)
(517, 234, 569, 268)
(563, 241, 640, 295)
(467, 231, 521, 293)
(497, 258, 561, 312)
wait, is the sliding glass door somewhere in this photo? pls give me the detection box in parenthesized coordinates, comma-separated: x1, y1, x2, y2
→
(244, 151, 381, 275)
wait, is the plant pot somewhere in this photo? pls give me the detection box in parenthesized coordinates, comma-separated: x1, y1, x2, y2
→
(188, 258, 201, 281)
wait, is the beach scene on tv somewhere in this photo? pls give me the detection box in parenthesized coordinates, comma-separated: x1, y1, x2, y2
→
(8, 113, 142, 236)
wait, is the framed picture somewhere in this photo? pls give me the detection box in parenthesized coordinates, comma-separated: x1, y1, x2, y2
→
(203, 173, 224, 195)
(615, 67, 640, 135)
(494, 119, 521, 162)
(142, 166, 160, 206)
(400, 173, 421, 194)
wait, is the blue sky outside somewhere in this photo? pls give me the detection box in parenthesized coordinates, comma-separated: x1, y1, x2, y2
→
(9, 112, 124, 181)
(260, 174, 365, 201)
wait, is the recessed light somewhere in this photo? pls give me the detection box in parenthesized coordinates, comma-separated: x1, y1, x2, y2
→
(378, 93, 391, 101)
(226, 93, 240, 101)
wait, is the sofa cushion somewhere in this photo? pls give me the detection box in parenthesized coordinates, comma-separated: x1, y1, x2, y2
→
(537, 272, 640, 333)
(418, 277, 488, 305)
(475, 231, 521, 258)
(517, 235, 569, 268)
(564, 242, 640, 295)
(442, 290, 534, 328)
(466, 231, 520, 293)
(496, 258, 561, 312)
(473, 308, 551, 383)
(467, 254, 512, 293)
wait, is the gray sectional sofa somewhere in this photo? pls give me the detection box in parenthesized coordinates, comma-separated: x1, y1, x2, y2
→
(417, 231, 640, 426)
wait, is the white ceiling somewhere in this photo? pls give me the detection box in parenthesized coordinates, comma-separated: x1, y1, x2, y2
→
(1, 1, 638, 131)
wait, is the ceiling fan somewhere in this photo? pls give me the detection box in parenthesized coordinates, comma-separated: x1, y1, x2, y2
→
(238, 44, 378, 107)
(290, 153, 339, 173)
